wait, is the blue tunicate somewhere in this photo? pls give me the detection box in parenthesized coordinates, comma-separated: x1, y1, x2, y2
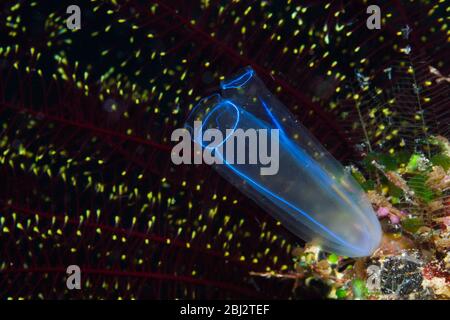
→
(185, 67, 382, 257)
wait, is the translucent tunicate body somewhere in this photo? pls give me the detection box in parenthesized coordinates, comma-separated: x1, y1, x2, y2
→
(185, 67, 382, 257)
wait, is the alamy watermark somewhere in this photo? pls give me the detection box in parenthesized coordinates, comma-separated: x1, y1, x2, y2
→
(171, 121, 280, 175)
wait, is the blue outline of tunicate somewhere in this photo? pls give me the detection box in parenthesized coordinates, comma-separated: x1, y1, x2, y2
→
(220, 68, 255, 90)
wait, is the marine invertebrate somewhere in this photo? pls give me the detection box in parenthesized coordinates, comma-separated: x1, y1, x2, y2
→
(186, 67, 382, 257)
